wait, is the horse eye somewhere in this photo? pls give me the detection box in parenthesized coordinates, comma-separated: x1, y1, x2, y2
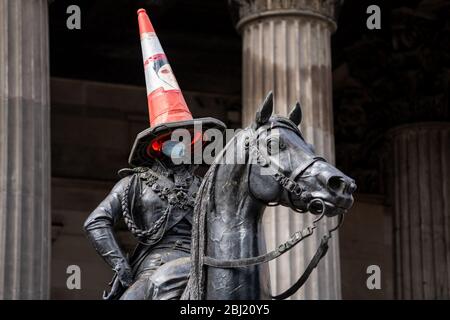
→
(266, 137, 285, 155)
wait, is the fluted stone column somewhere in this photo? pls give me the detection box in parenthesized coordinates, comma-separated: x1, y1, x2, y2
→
(0, 0, 51, 299)
(389, 123, 450, 299)
(230, 0, 340, 299)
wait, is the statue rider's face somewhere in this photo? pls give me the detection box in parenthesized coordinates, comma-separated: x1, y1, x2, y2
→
(148, 130, 202, 168)
(161, 139, 186, 161)
(159, 138, 197, 169)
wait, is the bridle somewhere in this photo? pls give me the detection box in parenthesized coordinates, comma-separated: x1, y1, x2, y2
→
(202, 122, 345, 300)
(245, 124, 325, 213)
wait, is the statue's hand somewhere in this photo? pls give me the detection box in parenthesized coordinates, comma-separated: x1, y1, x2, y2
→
(114, 263, 133, 288)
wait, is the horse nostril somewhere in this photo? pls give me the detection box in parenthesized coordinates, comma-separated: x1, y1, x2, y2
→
(348, 182, 357, 194)
(327, 176, 345, 193)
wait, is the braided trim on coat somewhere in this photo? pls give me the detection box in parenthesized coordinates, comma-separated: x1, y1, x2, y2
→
(121, 174, 170, 240)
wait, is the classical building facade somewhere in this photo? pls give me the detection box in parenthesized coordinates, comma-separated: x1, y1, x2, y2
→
(0, 0, 448, 299)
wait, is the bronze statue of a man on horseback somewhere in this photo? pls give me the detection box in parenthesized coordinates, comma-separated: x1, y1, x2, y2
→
(84, 9, 356, 300)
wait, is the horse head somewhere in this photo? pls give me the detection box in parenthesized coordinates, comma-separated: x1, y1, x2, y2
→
(246, 92, 356, 217)
(182, 92, 357, 300)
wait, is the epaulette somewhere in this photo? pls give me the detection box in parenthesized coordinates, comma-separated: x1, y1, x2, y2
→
(117, 166, 150, 178)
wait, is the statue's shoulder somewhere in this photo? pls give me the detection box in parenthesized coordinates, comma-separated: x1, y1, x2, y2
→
(117, 166, 150, 178)
(194, 174, 203, 184)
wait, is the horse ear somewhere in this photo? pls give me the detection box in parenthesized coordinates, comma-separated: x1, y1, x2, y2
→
(255, 91, 273, 126)
(288, 101, 302, 126)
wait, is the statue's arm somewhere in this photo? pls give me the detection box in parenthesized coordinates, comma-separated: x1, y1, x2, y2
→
(83, 176, 133, 287)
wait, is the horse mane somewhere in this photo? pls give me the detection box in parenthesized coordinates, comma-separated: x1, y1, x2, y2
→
(181, 116, 299, 299)
(181, 162, 217, 299)
(181, 131, 242, 299)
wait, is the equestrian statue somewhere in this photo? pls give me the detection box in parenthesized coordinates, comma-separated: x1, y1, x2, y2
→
(84, 8, 356, 300)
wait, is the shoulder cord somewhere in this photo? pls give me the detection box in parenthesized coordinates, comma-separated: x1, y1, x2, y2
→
(121, 174, 171, 242)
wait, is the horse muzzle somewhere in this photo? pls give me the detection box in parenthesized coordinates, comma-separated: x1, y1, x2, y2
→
(307, 196, 354, 217)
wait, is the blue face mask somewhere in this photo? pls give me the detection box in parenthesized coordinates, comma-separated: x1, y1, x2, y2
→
(162, 140, 186, 160)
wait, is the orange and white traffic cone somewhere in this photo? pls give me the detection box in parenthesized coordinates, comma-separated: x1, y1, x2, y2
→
(128, 9, 226, 167)
(137, 8, 193, 127)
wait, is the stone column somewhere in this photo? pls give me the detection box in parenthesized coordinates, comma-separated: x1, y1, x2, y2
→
(389, 123, 450, 299)
(230, 0, 340, 299)
(0, 0, 51, 299)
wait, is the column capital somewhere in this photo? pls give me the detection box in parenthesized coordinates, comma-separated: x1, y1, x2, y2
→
(228, 0, 340, 31)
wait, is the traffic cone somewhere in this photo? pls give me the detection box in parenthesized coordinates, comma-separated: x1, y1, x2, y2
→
(137, 8, 193, 127)
(128, 9, 226, 167)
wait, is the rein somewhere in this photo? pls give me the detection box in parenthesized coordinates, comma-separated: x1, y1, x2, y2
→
(201, 125, 344, 300)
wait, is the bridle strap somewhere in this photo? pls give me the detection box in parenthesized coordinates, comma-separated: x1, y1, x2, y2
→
(289, 156, 326, 182)
(270, 234, 330, 300)
(202, 213, 344, 300)
(246, 126, 326, 198)
(271, 213, 344, 300)
(203, 226, 315, 268)
(285, 156, 325, 211)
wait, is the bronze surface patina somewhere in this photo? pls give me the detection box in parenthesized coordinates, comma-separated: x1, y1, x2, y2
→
(84, 92, 356, 300)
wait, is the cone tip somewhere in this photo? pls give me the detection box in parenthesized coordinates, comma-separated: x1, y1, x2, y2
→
(137, 8, 154, 34)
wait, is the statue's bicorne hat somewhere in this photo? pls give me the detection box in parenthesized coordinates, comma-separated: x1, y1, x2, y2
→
(129, 9, 226, 167)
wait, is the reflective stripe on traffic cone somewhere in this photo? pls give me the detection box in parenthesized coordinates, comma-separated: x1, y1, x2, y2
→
(137, 8, 193, 128)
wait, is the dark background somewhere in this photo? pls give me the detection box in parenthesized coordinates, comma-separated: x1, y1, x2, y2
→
(47, 0, 449, 299)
